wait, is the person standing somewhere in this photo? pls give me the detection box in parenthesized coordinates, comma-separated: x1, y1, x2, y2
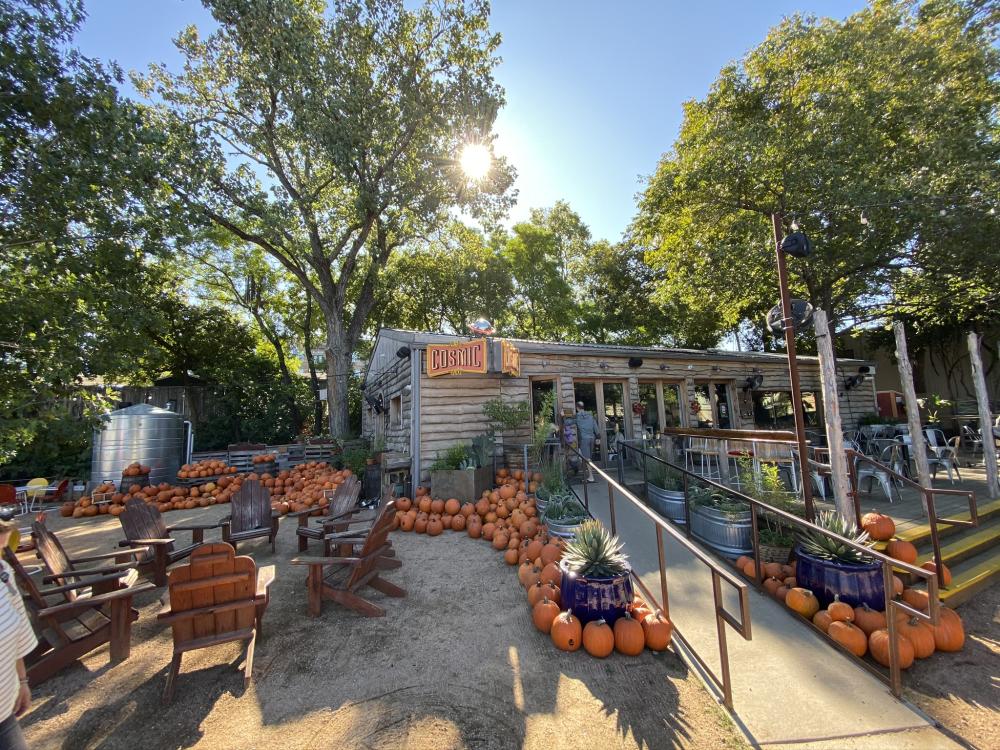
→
(0, 519, 35, 750)
(575, 401, 598, 482)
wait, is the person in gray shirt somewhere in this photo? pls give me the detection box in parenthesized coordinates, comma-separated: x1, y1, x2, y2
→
(575, 401, 598, 482)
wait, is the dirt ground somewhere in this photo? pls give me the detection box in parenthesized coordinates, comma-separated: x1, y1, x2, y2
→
(904, 582, 1000, 750)
(18, 507, 745, 750)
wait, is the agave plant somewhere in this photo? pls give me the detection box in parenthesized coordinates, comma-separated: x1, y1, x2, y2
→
(562, 520, 629, 578)
(797, 510, 875, 565)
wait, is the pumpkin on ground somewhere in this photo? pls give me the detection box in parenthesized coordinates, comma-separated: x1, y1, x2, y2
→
(931, 607, 965, 652)
(785, 588, 820, 619)
(583, 619, 615, 658)
(901, 588, 930, 611)
(630, 596, 651, 623)
(519, 563, 542, 590)
(869, 629, 915, 669)
(532, 598, 561, 634)
(852, 604, 886, 635)
(540, 562, 561, 587)
(885, 539, 918, 564)
(613, 611, 645, 656)
(426, 517, 444, 536)
(451, 514, 466, 532)
(504, 548, 519, 565)
(540, 543, 562, 566)
(828, 595, 854, 622)
(812, 610, 833, 633)
(551, 610, 582, 651)
(528, 582, 561, 609)
(895, 614, 936, 658)
(763, 577, 782, 597)
(828, 621, 868, 657)
(860, 512, 895, 541)
(641, 610, 672, 651)
(920, 561, 952, 587)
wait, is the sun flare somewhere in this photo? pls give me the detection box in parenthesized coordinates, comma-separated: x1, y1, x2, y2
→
(459, 142, 491, 181)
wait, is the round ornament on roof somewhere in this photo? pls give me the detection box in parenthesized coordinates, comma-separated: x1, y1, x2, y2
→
(468, 318, 495, 336)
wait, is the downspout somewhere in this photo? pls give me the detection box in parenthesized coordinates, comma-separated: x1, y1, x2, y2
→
(410, 347, 421, 490)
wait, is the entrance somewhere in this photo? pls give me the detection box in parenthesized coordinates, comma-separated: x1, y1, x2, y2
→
(573, 380, 629, 467)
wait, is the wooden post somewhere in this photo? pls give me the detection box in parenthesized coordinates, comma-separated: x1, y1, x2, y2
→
(893, 321, 932, 492)
(813, 310, 854, 522)
(968, 332, 999, 499)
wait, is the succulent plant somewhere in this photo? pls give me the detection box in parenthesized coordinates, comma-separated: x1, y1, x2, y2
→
(797, 510, 875, 565)
(541, 493, 588, 524)
(562, 520, 629, 578)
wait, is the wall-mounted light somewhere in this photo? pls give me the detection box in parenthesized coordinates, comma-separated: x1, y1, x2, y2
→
(402, 384, 412, 396)
(599, 362, 609, 370)
(627, 357, 643, 369)
(742, 373, 764, 392)
(844, 374, 866, 391)
(659, 364, 667, 371)
(396, 346, 411, 359)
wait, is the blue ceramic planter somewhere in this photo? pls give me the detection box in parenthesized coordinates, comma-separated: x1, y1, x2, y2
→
(560, 560, 634, 625)
(794, 545, 886, 610)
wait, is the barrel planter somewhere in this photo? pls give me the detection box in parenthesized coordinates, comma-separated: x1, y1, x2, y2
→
(560, 559, 634, 625)
(793, 545, 886, 610)
(689, 503, 753, 557)
(646, 483, 686, 524)
(546, 519, 583, 539)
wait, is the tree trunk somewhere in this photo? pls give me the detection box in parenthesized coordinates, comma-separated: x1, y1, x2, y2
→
(325, 324, 352, 438)
(303, 295, 324, 435)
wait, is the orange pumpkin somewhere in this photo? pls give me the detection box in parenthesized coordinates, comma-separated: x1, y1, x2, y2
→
(920, 561, 952, 587)
(869, 629, 914, 669)
(583, 618, 615, 658)
(414, 515, 428, 534)
(828, 595, 854, 622)
(735, 555, 751, 570)
(785, 588, 820, 619)
(532, 597, 561, 634)
(895, 614, 936, 658)
(444, 498, 461, 515)
(860, 512, 895, 541)
(931, 607, 965, 652)
(641, 610, 672, 651)
(396, 497, 412, 512)
(519, 562, 542, 589)
(504, 548, 519, 565)
(812, 609, 833, 633)
(467, 520, 482, 539)
(550, 610, 582, 651)
(763, 577, 782, 597)
(829, 621, 868, 657)
(852, 604, 886, 636)
(540, 543, 562, 566)
(528, 581, 561, 609)
(613, 611, 645, 656)
(901, 588, 930, 611)
(885, 539, 917, 564)
(540, 562, 562, 587)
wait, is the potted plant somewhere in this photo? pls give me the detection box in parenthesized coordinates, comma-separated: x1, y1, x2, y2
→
(429, 437, 494, 503)
(535, 456, 567, 511)
(917, 394, 952, 429)
(794, 511, 885, 609)
(645, 458, 686, 524)
(482, 397, 531, 469)
(688, 486, 753, 557)
(540, 491, 589, 538)
(560, 520, 634, 625)
(738, 459, 804, 564)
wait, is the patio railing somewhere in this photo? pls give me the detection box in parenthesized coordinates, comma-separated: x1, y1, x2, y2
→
(564, 445, 752, 711)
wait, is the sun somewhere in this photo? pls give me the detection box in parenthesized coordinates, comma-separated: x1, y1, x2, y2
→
(459, 142, 491, 181)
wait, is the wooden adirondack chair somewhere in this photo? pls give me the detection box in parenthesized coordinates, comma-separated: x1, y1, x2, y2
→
(291, 499, 404, 617)
(118, 498, 223, 586)
(32, 519, 148, 597)
(290, 476, 361, 553)
(156, 543, 275, 704)
(321, 490, 401, 570)
(221, 479, 279, 554)
(3, 547, 154, 686)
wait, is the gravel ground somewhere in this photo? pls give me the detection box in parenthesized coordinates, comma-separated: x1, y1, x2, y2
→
(904, 584, 1000, 750)
(18, 507, 745, 750)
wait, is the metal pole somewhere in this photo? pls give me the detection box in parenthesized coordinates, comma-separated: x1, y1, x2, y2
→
(772, 213, 815, 520)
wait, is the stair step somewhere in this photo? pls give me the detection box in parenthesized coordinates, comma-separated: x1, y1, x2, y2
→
(916, 516, 1000, 568)
(894, 498, 1000, 546)
(938, 553, 1000, 607)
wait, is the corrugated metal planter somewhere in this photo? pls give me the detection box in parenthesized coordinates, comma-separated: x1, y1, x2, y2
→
(546, 519, 583, 539)
(690, 503, 753, 557)
(646, 483, 686, 525)
(430, 466, 493, 503)
(560, 560, 634, 625)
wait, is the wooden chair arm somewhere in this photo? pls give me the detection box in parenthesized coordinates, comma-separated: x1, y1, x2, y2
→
(286, 507, 321, 519)
(290, 555, 361, 565)
(37, 570, 140, 596)
(69, 548, 146, 564)
(256, 565, 275, 596)
(122, 538, 174, 545)
(42, 561, 135, 582)
(320, 534, 368, 544)
(167, 521, 222, 531)
(38, 581, 155, 618)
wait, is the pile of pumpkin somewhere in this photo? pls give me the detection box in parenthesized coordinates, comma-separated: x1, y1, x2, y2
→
(61, 475, 244, 518)
(251, 453, 278, 464)
(121, 462, 151, 478)
(177, 459, 238, 479)
(735, 510, 965, 668)
(260, 463, 354, 515)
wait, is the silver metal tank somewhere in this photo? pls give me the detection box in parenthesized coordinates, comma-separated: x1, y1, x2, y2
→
(91, 404, 188, 488)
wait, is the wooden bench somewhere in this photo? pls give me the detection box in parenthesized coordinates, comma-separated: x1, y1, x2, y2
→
(221, 479, 279, 554)
(157, 543, 274, 704)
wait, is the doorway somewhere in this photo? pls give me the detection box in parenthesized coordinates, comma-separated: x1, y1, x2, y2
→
(693, 381, 734, 429)
(573, 380, 629, 467)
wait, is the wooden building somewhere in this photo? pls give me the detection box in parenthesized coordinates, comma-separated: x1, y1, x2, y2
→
(362, 328, 878, 483)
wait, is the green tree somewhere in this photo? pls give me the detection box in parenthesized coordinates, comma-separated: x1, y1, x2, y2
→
(503, 222, 575, 338)
(633, 0, 998, 343)
(140, 0, 514, 437)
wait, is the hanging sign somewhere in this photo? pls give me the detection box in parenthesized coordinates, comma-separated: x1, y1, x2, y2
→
(426, 339, 488, 377)
(500, 340, 520, 377)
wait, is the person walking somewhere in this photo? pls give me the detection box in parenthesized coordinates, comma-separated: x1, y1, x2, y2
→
(575, 401, 598, 482)
(0, 519, 35, 750)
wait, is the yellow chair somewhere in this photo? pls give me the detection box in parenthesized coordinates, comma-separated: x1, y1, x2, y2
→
(24, 478, 48, 513)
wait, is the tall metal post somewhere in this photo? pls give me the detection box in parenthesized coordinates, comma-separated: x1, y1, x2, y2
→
(772, 213, 815, 520)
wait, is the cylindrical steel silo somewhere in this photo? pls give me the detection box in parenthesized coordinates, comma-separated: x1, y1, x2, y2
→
(91, 404, 187, 488)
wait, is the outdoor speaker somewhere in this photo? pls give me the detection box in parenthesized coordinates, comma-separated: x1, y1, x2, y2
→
(781, 231, 813, 258)
(628, 357, 643, 368)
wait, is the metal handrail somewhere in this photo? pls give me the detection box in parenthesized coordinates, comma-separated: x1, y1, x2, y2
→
(565, 445, 751, 710)
(619, 439, 941, 698)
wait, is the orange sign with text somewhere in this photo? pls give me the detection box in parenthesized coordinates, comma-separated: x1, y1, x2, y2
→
(426, 339, 488, 377)
(501, 340, 520, 377)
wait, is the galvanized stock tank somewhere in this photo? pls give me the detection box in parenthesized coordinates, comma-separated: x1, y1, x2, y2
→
(91, 404, 188, 488)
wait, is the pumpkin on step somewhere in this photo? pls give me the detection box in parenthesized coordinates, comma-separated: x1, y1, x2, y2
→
(583, 619, 615, 658)
(920, 561, 952, 587)
(860, 512, 895, 541)
(885, 539, 917, 565)
(812, 610, 833, 633)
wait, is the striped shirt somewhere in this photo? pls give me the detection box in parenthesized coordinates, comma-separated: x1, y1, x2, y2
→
(0, 559, 37, 720)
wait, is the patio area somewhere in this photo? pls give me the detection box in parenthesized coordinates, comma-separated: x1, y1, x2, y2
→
(17, 506, 744, 750)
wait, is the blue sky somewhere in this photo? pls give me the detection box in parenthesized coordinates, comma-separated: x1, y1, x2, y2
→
(75, 0, 868, 242)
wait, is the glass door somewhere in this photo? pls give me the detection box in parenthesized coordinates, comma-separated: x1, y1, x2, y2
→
(572, 380, 628, 468)
(693, 381, 734, 429)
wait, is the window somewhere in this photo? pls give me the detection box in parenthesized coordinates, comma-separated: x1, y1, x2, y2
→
(638, 383, 659, 436)
(531, 379, 557, 422)
(390, 393, 402, 428)
(752, 391, 821, 429)
(637, 382, 683, 437)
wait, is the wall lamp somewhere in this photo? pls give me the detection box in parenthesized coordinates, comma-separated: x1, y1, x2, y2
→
(742, 373, 764, 392)
(628, 357, 643, 368)
(396, 346, 411, 358)
(844, 366, 874, 391)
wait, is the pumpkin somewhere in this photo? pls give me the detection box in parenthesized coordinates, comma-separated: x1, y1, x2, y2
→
(414, 515, 428, 534)
(444, 498, 461, 515)
(430, 498, 445, 514)
(504, 548, 519, 565)
(583, 619, 615, 658)
(741, 560, 758, 579)
(775, 585, 790, 602)
(630, 597, 651, 623)
(540, 543, 562, 566)
(785, 588, 820, 618)
(524, 539, 544, 562)
(860, 512, 895, 541)
(931, 607, 965, 652)
(869, 629, 915, 669)
(901, 588, 930, 611)
(828, 621, 868, 656)
(396, 497, 412, 512)
(533, 597, 561, 634)
(763, 577, 782, 597)
(783, 577, 797, 588)
(885, 539, 917, 564)
(450, 514, 466, 532)
(540, 562, 561, 587)
(59, 503, 74, 517)
(482, 523, 496, 541)
(492, 532, 509, 550)
(642, 610, 672, 651)
(550, 610, 582, 651)
(852, 604, 886, 635)
(812, 609, 833, 633)
(735, 555, 751, 570)
(467, 520, 482, 539)
(892, 575, 904, 597)
(613, 611, 645, 656)
(895, 614, 936, 658)
(763, 562, 784, 580)
(519, 563, 542, 589)
(460, 503, 475, 518)
(418, 497, 432, 514)
(920, 561, 952, 587)
(528, 581, 561, 608)
(828, 595, 854, 622)
(441, 513, 453, 528)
